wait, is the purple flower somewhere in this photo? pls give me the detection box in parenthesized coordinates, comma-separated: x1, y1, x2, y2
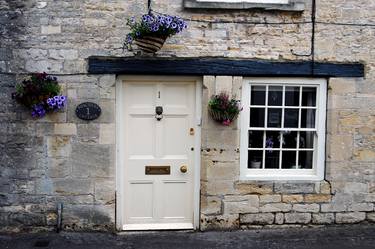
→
(265, 138, 274, 152)
(165, 16, 173, 24)
(47, 95, 67, 111)
(31, 104, 46, 118)
(171, 22, 177, 29)
(126, 34, 133, 43)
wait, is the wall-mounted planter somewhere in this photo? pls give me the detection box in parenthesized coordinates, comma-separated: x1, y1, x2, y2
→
(134, 36, 167, 53)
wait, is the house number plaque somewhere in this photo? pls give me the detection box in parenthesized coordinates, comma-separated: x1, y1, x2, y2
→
(75, 102, 101, 121)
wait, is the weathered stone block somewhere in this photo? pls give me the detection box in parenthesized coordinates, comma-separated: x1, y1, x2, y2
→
(320, 181, 332, 194)
(367, 212, 375, 222)
(223, 195, 259, 214)
(47, 136, 71, 158)
(54, 123, 77, 136)
(329, 78, 356, 95)
(240, 213, 274, 225)
(336, 212, 366, 224)
(25, 60, 63, 73)
(77, 124, 100, 143)
(326, 135, 353, 161)
(304, 194, 332, 203)
(235, 182, 273, 195)
(275, 213, 284, 224)
(201, 196, 222, 215)
(321, 203, 347, 213)
(47, 158, 71, 178)
(71, 143, 114, 178)
(49, 49, 78, 60)
(282, 194, 304, 203)
(274, 182, 315, 194)
(94, 179, 115, 205)
(41, 25, 61, 34)
(259, 194, 281, 204)
(284, 213, 311, 224)
(347, 203, 374, 212)
(99, 123, 115, 145)
(260, 203, 291, 213)
(312, 213, 335, 224)
(292, 204, 320, 213)
(200, 214, 239, 231)
(365, 193, 375, 203)
(206, 180, 236, 195)
(53, 179, 93, 195)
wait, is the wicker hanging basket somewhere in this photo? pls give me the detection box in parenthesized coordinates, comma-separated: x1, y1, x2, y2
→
(209, 109, 239, 125)
(134, 36, 167, 53)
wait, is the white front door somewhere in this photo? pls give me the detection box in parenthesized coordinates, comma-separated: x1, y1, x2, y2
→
(118, 77, 199, 230)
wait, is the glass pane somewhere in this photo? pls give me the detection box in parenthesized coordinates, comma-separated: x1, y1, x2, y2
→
(268, 86, 283, 106)
(267, 108, 282, 128)
(299, 151, 314, 169)
(248, 150, 263, 169)
(282, 131, 297, 148)
(282, 151, 297, 169)
(250, 108, 265, 127)
(251, 86, 266, 105)
(249, 131, 264, 148)
(284, 109, 299, 128)
(300, 131, 314, 149)
(265, 151, 280, 169)
(285, 86, 300, 106)
(301, 109, 316, 128)
(302, 87, 317, 106)
(265, 131, 281, 150)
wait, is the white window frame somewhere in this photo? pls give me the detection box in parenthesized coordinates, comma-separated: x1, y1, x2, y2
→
(240, 78, 327, 181)
(197, 0, 289, 4)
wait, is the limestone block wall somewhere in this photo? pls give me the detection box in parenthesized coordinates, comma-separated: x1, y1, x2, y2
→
(0, 0, 375, 231)
(200, 76, 375, 230)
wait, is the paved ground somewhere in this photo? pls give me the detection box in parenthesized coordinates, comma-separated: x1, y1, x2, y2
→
(0, 225, 374, 249)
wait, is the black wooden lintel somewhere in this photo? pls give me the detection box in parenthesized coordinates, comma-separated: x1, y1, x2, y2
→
(88, 57, 364, 78)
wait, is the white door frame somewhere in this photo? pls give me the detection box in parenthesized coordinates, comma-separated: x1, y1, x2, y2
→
(115, 75, 202, 231)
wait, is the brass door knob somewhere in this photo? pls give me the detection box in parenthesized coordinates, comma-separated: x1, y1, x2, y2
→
(180, 165, 188, 173)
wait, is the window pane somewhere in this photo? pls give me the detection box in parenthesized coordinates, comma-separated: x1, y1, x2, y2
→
(265, 151, 280, 169)
(285, 87, 300, 106)
(248, 150, 263, 169)
(284, 109, 299, 128)
(302, 87, 316, 106)
(282, 151, 297, 169)
(266, 131, 281, 149)
(299, 151, 313, 169)
(251, 86, 266, 105)
(301, 109, 316, 128)
(250, 108, 265, 127)
(300, 131, 314, 149)
(282, 131, 297, 148)
(249, 131, 264, 148)
(267, 108, 282, 128)
(268, 86, 283, 106)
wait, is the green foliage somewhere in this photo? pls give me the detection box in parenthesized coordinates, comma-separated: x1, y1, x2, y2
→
(12, 72, 61, 108)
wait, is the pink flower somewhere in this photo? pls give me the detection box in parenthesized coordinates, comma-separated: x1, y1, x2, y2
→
(222, 119, 231, 126)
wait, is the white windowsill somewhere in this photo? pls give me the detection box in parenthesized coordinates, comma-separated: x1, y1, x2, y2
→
(197, 0, 289, 4)
(184, 0, 305, 11)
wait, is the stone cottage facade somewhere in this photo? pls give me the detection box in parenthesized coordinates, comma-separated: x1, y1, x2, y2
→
(0, 0, 374, 232)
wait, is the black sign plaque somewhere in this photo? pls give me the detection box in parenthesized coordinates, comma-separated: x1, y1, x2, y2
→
(75, 102, 101, 121)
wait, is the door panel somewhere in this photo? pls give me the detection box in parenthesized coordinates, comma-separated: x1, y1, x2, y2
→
(122, 79, 196, 230)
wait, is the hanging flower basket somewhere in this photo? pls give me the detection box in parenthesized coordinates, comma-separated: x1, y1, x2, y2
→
(208, 92, 242, 126)
(11, 72, 67, 118)
(123, 12, 188, 53)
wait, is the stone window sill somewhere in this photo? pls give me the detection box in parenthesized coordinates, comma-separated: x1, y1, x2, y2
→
(183, 0, 305, 11)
